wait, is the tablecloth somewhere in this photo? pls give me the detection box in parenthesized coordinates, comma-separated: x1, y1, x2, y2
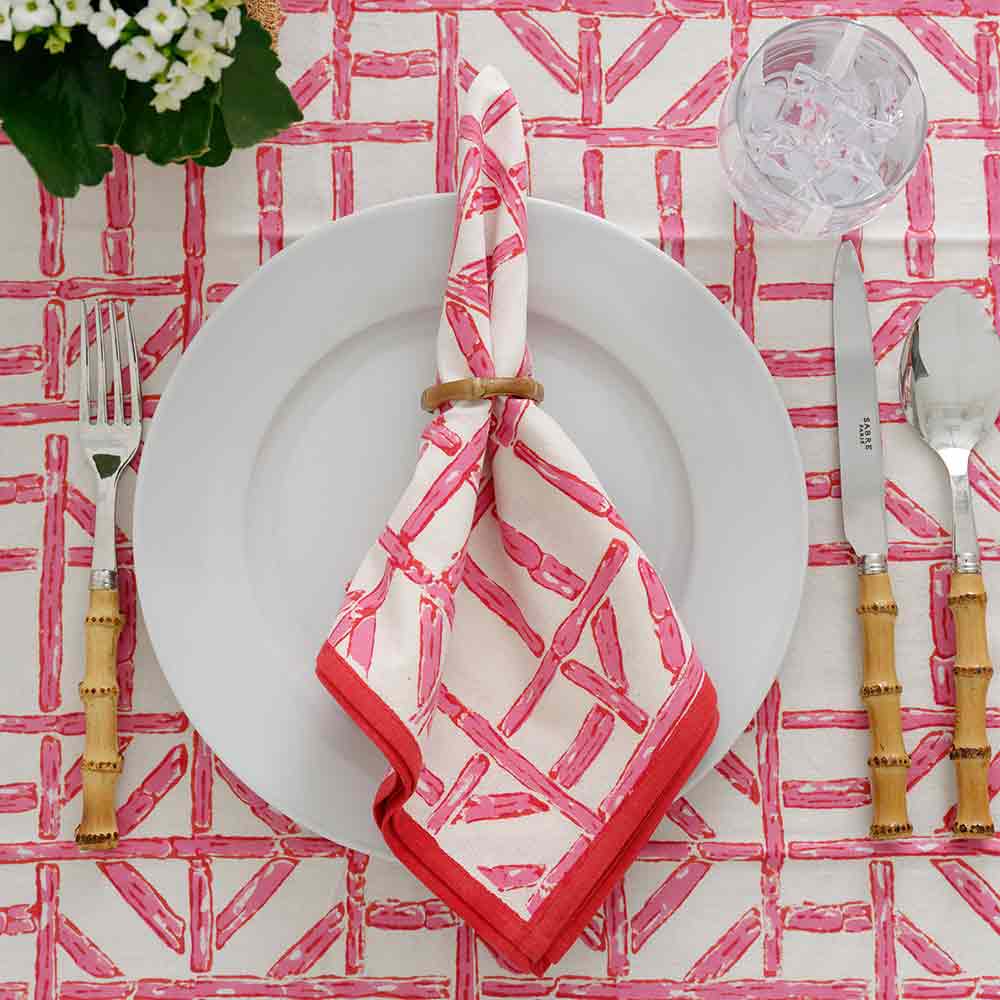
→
(3, 3, 1000, 994)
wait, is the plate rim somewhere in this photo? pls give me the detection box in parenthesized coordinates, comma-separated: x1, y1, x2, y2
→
(135, 192, 808, 855)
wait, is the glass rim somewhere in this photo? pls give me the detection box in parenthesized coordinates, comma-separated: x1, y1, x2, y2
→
(730, 16, 929, 214)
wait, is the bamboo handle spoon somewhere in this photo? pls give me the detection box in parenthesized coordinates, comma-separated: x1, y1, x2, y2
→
(901, 289, 1000, 837)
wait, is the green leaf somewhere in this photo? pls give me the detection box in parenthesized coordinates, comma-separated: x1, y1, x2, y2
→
(118, 80, 217, 165)
(0, 36, 46, 110)
(218, 14, 301, 148)
(195, 104, 233, 167)
(0, 32, 124, 196)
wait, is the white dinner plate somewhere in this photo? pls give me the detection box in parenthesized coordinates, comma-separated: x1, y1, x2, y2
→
(135, 195, 807, 859)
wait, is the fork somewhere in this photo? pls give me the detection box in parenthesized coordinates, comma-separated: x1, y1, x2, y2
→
(76, 300, 142, 850)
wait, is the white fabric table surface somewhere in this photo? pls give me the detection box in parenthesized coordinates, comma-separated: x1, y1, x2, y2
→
(2, 5, 1000, 994)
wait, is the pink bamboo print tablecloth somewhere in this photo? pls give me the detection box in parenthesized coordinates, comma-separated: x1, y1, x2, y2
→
(2, 1, 1000, 995)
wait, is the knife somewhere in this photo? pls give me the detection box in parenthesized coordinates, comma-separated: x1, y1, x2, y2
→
(833, 241, 912, 840)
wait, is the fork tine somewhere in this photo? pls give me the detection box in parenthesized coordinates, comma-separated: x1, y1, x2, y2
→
(123, 302, 140, 425)
(79, 301, 91, 424)
(109, 302, 124, 424)
(95, 301, 108, 425)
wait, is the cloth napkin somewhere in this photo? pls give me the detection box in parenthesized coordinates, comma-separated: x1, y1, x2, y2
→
(316, 66, 719, 975)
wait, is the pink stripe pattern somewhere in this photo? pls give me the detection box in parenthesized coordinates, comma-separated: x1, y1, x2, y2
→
(549, 705, 616, 788)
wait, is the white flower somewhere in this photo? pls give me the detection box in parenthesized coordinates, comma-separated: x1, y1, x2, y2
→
(11, 0, 56, 31)
(184, 44, 231, 82)
(176, 0, 206, 12)
(0, 1, 12, 40)
(134, 0, 184, 45)
(215, 4, 239, 48)
(55, 0, 90, 26)
(169, 57, 204, 94)
(87, 0, 127, 47)
(151, 58, 204, 111)
(111, 34, 168, 82)
(176, 9, 216, 50)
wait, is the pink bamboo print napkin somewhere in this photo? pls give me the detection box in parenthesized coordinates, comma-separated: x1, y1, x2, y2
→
(316, 66, 719, 974)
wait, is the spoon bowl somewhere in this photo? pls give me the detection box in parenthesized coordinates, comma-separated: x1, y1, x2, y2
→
(900, 289, 1000, 477)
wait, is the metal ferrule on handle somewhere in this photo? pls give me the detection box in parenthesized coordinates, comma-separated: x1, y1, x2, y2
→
(858, 553, 888, 575)
(90, 568, 117, 590)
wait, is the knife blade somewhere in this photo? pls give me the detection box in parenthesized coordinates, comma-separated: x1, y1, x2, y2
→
(833, 241, 888, 561)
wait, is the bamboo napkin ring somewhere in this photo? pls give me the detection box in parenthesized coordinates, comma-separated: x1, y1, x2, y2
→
(421, 376, 544, 413)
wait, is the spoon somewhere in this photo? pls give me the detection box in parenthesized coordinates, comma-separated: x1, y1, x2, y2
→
(900, 288, 1000, 837)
